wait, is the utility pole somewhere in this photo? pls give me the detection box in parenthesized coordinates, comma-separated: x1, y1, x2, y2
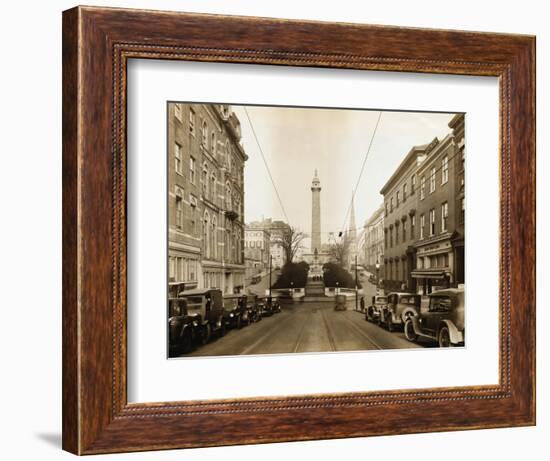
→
(268, 254, 272, 298)
(355, 255, 359, 311)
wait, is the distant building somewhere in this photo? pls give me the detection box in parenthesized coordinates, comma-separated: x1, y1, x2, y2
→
(168, 103, 247, 294)
(244, 225, 271, 282)
(363, 205, 385, 276)
(248, 218, 291, 269)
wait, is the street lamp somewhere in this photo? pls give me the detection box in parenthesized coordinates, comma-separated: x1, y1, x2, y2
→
(335, 281, 339, 295)
(290, 281, 294, 298)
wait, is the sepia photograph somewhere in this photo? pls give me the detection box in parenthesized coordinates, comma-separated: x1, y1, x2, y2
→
(167, 103, 465, 358)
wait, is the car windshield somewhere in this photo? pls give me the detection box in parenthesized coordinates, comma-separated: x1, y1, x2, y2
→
(183, 296, 203, 311)
(429, 296, 452, 312)
(376, 297, 388, 303)
(400, 296, 418, 305)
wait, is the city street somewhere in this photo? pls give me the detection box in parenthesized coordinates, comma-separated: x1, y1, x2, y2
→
(183, 302, 422, 358)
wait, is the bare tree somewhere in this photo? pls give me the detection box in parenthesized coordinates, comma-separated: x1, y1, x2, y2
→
(328, 237, 350, 267)
(275, 227, 307, 264)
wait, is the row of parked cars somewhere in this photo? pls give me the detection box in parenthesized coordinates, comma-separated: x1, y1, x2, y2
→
(363, 288, 465, 347)
(168, 288, 281, 356)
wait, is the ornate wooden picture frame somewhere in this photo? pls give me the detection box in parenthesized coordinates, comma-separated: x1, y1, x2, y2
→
(62, 6, 535, 455)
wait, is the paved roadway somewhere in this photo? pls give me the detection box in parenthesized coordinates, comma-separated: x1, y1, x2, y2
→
(184, 302, 423, 357)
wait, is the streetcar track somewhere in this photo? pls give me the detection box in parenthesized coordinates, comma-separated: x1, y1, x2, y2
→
(238, 309, 300, 355)
(338, 311, 383, 350)
(319, 308, 337, 352)
(292, 320, 308, 353)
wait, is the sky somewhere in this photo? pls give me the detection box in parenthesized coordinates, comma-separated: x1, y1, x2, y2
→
(233, 104, 457, 247)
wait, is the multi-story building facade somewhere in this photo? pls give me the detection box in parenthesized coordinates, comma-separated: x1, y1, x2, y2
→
(363, 204, 385, 275)
(248, 218, 291, 269)
(412, 114, 465, 293)
(381, 142, 431, 292)
(244, 225, 271, 281)
(168, 103, 247, 294)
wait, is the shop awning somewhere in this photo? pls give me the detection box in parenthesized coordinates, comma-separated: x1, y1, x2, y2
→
(411, 270, 448, 279)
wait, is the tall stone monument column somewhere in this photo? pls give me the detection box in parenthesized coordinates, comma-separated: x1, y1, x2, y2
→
(311, 169, 321, 253)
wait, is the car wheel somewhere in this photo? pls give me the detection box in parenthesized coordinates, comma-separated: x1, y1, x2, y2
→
(404, 319, 418, 342)
(201, 324, 211, 345)
(438, 326, 452, 347)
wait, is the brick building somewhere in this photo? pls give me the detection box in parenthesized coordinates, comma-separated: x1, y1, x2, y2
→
(168, 103, 247, 294)
(412, 114, 465, 293)
(381, 142, 430, 291)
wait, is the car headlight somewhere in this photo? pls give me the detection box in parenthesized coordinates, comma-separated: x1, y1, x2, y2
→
(229, 313, 234, 317)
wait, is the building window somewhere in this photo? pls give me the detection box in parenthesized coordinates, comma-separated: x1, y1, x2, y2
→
(211, 132, 216, 155)
(174, 104, 182, 122)
(201, 121, 208, 146)
(203, 213, 210, 258)
(395, 223, 399, 245)
(420, 176, 426, 200)
(384, 229, 388, 249)
(429, 167, 436, 193)
(429, 209, 436, 236)
(225, 184, 232, 210)
(411, 175, 416, 193)
(211, 218, 217, 260)
(175, 187, 184, 230)
(460, 197, 465, 224)
(385, 202, 388, 217)
(202, 164, 208, 197)
(189, 156, 196, 184)
(402, 220, 407, 241)
(390, 227, 393, 247)
(190, 198, 197, 233)
(189, 108, 195, 135)
(390, 197, 394, 212)
(396, 191, 400, 207)
(410, 215, 416, 240)
(420, 214, 425, 240)
(442, 155, 449, 184)
(210, 174, 216, 203)
(174, 142, 182, 175)
(441, 202, 448, 232)
(403, 182, 407, 201)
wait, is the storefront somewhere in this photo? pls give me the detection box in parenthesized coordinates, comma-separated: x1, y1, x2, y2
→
(412, 236, 454, 294)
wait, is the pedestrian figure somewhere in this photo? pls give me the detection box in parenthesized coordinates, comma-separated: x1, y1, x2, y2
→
(360, 296, 365, 312)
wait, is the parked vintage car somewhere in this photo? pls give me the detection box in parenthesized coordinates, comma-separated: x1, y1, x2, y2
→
(223, 294, 248, 329)
(334, 294, 347, 311)
(178, 288, 225, 344)
(404, 288, 465, 347)
(380, 292, 421, 332)
(259, 296, 279, 316)
(168, 297, 197, 356)
(246, 293, 262, 321)
(365, 295, 388, 323)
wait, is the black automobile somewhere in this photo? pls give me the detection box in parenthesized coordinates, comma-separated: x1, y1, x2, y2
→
(168, 298, 197, 356)
(245, 293, 262, 322)
(259, 296, 279, 316)
(223, 294, 248, 329)
(178, 288, 226, 344)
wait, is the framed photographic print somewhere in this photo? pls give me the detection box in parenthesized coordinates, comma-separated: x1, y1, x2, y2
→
(62, 6, 535, 455)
